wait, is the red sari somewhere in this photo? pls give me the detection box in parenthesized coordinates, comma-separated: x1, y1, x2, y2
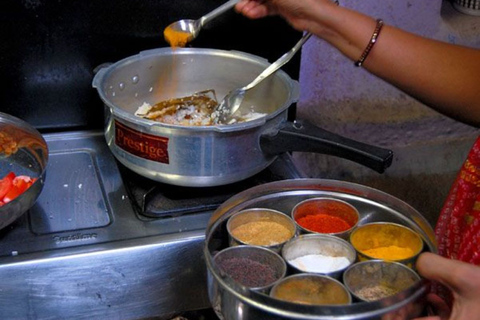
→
(433, 136, 480, 303)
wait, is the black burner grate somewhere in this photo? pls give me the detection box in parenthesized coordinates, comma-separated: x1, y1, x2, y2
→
(119, 155, 303, 218)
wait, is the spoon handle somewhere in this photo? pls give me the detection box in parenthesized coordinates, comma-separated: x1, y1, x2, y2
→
(199, 0, 240, 27)
(243, 32, 312, 91)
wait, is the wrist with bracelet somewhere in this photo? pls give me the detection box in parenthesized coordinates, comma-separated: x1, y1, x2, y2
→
(354, 19, 384, 67)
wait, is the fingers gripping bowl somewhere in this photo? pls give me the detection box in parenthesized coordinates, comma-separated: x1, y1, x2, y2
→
(205, 179, 437, 320)
(0, 112, 48, 230)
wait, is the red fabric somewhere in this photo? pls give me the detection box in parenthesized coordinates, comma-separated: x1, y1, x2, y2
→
(433, 136, 480, 304)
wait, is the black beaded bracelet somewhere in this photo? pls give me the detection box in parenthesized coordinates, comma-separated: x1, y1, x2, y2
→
(354, 19, 384, 67)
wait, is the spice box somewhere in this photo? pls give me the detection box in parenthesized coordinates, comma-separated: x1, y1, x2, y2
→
(205, 179, 437, 320)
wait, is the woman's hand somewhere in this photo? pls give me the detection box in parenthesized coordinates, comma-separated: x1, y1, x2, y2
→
(414, 252, 480, 320)
(235, 0, 337, 32)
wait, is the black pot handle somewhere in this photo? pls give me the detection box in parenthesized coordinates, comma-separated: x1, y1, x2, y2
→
(260, 120, 393, 173)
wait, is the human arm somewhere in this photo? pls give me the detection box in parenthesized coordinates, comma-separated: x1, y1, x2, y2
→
(235, 0, 480, 127)
(413, 252, 480, 320)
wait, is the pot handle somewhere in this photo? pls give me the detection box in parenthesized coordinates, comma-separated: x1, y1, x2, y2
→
(260, 120, 393, 173)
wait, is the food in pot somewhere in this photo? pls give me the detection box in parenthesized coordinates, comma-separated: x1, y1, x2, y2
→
(135, 90, 266, 126)
(0, 132, 18, 156)
(135, 90, 218, 126)
(0, 171, 36, 206)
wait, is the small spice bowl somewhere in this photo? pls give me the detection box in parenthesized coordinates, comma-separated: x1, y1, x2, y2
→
(349, 222, 424, 267)
(343, 260, 421, 302)
(270, 273, 352, 306)
(291, 197, 359, 240)
(281, 234, 356, 279)
(213, 245, 287, 292)
(227, 208, 297, 252)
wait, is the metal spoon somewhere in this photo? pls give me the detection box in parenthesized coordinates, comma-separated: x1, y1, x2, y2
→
(164, 0, 239, 46)
(213, 32, 312, 124)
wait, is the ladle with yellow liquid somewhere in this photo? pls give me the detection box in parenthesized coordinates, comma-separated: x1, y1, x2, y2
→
(164, 0, 239, 47)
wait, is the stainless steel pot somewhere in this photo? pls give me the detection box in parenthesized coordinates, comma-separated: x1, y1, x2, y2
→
(204, 179, 438, 320)
(93, 48, 393, 187)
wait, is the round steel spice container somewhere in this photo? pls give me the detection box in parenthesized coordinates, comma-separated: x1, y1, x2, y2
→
(343, 260, 421, 302)
(282, 234, 356, 279)
(227, 208, 296, 252)
(205, 179, 437, 320)
(214, 245, 287, 292)
(292, 197, 359, 239)
(270, 273, 351, 306)
(350, 222, 424, 267)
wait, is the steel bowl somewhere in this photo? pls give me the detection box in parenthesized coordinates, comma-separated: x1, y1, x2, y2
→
(0, 112, 48, 230)
(291, 197, 359, 239)
(270, 273, 352, 306)
(281, 233, 356, 279)
(350, 222, 424, 268)
(205, 179, 436, 320)
(343, 260, 421, 303)
(227, 208, 296, 252)
(213, 245, 287, 293)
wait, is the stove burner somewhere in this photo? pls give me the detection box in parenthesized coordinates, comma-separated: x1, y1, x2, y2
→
(119, 159, 301, 218)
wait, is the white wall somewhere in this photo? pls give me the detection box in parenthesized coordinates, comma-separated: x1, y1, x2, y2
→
(293, 0, 480, 225)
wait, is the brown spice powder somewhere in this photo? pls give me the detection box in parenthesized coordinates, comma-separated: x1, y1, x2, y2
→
(231, 221, 293, 246)
(355, 284, 399, 301)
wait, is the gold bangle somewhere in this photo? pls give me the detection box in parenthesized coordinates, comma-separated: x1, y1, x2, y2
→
(355, 19, 384, 67)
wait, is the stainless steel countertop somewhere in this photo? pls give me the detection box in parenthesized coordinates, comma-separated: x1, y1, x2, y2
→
(0, 130, 303, 319)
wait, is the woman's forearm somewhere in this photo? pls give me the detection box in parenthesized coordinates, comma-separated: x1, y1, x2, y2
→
(237, 0, 480, 126)
(308, 4, 480, 125)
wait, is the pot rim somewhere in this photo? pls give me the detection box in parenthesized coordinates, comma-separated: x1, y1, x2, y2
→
(92, 47, 300, 133)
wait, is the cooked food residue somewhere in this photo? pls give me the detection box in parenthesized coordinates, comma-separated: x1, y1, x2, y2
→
(135, 90, 266, 126)
(0, 132, 18, 156)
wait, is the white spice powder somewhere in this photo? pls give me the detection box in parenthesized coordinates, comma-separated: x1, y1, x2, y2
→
(289, 254, 351, 273)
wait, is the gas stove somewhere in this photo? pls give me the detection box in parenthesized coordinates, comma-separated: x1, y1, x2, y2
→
(0, 130, 304, 319)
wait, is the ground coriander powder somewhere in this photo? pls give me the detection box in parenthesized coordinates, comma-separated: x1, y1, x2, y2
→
(231, 220, 293, 246)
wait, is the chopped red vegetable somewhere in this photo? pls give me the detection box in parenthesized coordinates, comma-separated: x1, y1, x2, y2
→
(0, 172, 36, 206)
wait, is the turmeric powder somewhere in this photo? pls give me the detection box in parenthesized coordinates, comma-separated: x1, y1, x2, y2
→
(164, 27, 191, 48)
(362, 245, 415, 260)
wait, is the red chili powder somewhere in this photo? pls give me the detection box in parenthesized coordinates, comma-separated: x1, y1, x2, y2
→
(296, 213, 352, 233)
